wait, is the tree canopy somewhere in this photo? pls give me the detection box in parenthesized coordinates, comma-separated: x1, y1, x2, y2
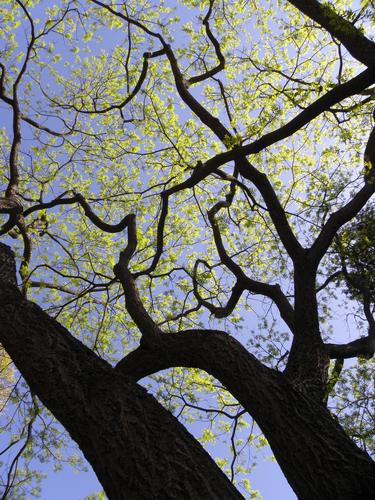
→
(0, 0, 374, 498)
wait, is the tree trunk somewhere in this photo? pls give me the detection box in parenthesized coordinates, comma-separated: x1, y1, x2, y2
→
(120, 331, 375, 500)
(0, 247, 242, 500)
(1, 243, 374, 499)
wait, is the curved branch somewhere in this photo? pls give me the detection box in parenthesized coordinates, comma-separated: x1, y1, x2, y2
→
(135, 194, 169, 277)
(23, 192, 135, 234)
(236, 157, 304, 261)
(60, 49, 166, 116)
(114, 216, 163, 343)
(74, 193, 136, 234)
(188, 0, 225, 85)
(325, 335, 375, 359)
(0, 71, 78, 138)
(310, 125, 375, 264)
(165, 45, 230, 142)
(6, 88, 21, 201)
(14, 0, 36, 90)
(21, 113, 75, 137)
(206, 188, 295, 329)
(90, 0, 165, 42)
(3, 0, 36, 200)
(193, 260, 245, 319)
(316, 270, 343, 293)
(0, 198, 23, 235)
(165, 68, 375, 198)
(115, 328, 263, 381)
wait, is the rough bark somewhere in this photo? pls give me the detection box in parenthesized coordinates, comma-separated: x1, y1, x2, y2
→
(284, 262, 331, 400)
(0, 244, 242, 500)
(119, 331, 375, 500)
(1, 243, 375, 499)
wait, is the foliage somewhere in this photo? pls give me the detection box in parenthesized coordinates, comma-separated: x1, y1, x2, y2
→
(329, 357, 375, 457)
(335, 204, 375, 300)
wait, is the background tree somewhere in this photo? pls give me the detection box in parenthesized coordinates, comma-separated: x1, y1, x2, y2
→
(0, 0, 375, 498)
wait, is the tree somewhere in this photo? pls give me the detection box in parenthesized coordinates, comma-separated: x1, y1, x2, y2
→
(0, 0, 375, 498)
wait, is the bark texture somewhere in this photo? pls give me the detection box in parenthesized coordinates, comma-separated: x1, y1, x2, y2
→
(119, 331, 375, 500)
(0, 244, 242, 500)
(1, 244, 375, 500)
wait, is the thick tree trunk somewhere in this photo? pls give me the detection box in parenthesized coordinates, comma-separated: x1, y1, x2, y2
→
(120, 331, 375, 500)
(284, 263, 331, 400)
(1, 243, 374, 499)
(0, 247, 242, 500)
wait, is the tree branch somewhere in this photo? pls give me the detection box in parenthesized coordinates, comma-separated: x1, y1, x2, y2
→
(115, 328, 266, 382)
(236, 157, 304, 261)
(205, 186, 295, 329)
(165, 68, 375, 199)
(325, 336, 375, 359)
(287, 0, 375, 67)
(134, 194, 169, 277)
(58, 49, 165, 116)
(23, 192, 135, 234)
(192, 260, 245, 319)
(310, 124, 375, 264)
(113, 216, 163, 343)
(0, 243, 242, 499)
(188, 0, 225, 85)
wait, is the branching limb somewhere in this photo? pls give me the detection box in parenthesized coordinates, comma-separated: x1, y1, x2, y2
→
(316, 270, 343, 293)
(6, 81, 21, 202)
(23, 192, 135, 234)
(20, 113, 77, 137)
(0, 2, 36, 293)
(310, 123, 375, 264)
(113, 215, 163, 344)
(214, 169, 262, 209)
(58, 49, 166, 116)
(188, 0, 225, 85)
(115, 328, 264, 382)
(287, 0, 375, 67)
(193, 259, 245, 319)
(325, 336, 375, 359)
(90, 0, 165, 42)
(164, 45, 230, 142)
(135, 194, 169, 277)
(3, 0, 38, 199)
(0, 78, 79, 138)
(205, 186, 295, 329)
(236, 157, 304, 261)
(73, 193, 136, 234)
(90, 0, 374, 278)
(90, 1, 230, 141)
(0, 199, 23, 236)
(1, 406, 36, 500)
(164, 68, 375, 198)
